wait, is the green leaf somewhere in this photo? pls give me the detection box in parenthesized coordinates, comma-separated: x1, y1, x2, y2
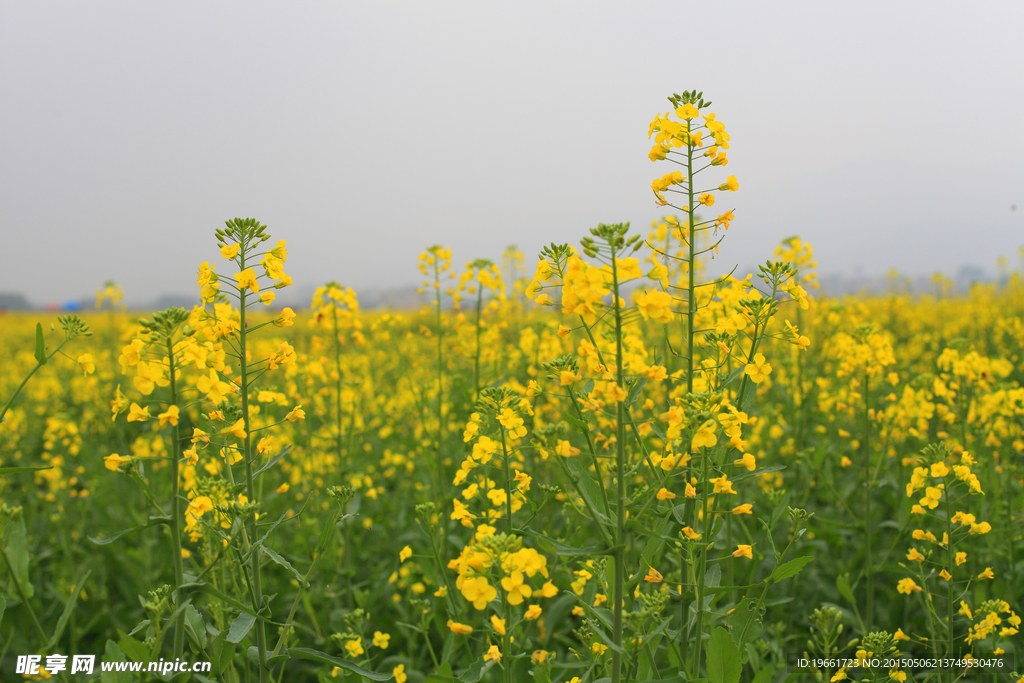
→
(0, 594, 6, 625)
(89, 524, 147, 545)
(563, 453, 611, 525)
(457, 657, 496, 683)
(127, 619, 150, 637)
(705, 583, 758, 596)
(315, 510, 341, 556)
(178, 581, 272, 621)
(632, 516, 672, 590)
(226, 610, 257, 644)
(34, 323, 46, 364)
(47, 568, 91, 649)
(770, 555, 814, 583)
(208, 630, 237, 676)
(0, 466, 53, 476)
(584, 612, 626, 655)
(626, 376, 649, 406)
(252, 445, 292, 479)
(705, 627, 742, 683)
(263, 546, 307, 586)
(768, 491, 792, 530)
(247, 645, 291, 667)
(520, 527, 605, 556)
(836, 574, 855, 605)
(751, 664, 775, 683)
(6, 518, 34, 599)
(184, 604, 207, 649)
(758, 519, 778, 559)
(648, 421, 667, 441)
(288, 647, 394, 680)
(704, 563, 722, 589)
(563, 412, 590, 433)
(118, 630, 150, 663)
(89, 515, 168, 545)
(729, 465, 786, 484)
(425, 663, 455, 682)
(100, 640, 134, 683)
(728, 598, 762, 647)
(634, 617, 672, 680)
(671, 503, 688, 526)
(256, 511, 296, 548)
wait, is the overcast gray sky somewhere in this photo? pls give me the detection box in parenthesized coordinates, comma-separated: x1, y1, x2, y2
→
(2, 1, 1022, 305)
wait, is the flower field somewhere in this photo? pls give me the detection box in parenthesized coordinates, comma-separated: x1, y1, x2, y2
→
(1, 93, 1022, 683)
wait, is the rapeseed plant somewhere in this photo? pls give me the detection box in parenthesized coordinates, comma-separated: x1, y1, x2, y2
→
(2, 93, 1024, 683)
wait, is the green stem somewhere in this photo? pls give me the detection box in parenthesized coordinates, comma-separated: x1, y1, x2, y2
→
(863, 369, 873, 630)
(239, 247, 270, 683)
(610, 248, 627, 683)
(334, 303, 343, 469)
(500, 427, 514, 536)
(166, 338, 186, 659)
(691, 448, 711, 675)
(684, 119, 708, 679)
(271, 551, 322, 657)
(679, 541, 689, 668)
(737, 525, 802, 651)
(0, 546, 48, 643)
(727, 515, 735, 605)
(419, 518, 458, 616)
(553, 454, 614, 548)
(332, 304, 353, 606)
(475, 285, 483, 402)
(0, 338, 70, 423)
(568, 390, 611, 515)
(944, 485, 954, 683)
(433, 258, 448, 567)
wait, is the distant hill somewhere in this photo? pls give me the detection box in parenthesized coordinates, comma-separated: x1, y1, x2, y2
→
(0, 292, 32, 311)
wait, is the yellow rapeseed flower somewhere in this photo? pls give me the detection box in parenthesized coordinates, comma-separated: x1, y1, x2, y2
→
(127, 403, 150, 422)
(447, 620, 472, 634)
(744, 353, 772, 384)
(157, 405, 179, 427)
(221, 419, 246, 440)
(76, 354, 95, 375)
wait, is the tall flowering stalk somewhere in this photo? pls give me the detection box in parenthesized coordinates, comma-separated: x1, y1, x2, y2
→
(646, 90, 812, 678)
(418, 246, 454, 510)
(834, 325, 895, 629)
(650, 90, 739, 674)
(530, 222, 653, 683)
(310, 282, 361, 469)
(455, 259, 505, 402)
(197, 217, 296, 682)
(309, 282, 361, 599)
(108, 308, 196, 657)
